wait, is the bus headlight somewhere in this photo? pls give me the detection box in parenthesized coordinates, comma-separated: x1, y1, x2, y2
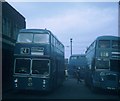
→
(101, 77, 104, 81)
(15, 83, 18, 87)
(99, 72, 105, 81)
(14, 78, 18, 87)
(43, 79, 46, 84)
(14, 78, 18, 83)
(42, 79, 46, 89)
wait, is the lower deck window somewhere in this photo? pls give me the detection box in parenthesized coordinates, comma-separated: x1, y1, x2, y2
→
(110, 60, 120, 72)
(32, 60, 50, 75)
(15, 59, 30, 74)
(96, 60, 109, 69)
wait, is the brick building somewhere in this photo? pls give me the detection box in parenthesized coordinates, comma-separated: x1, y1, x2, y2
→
(118, 1, 120, 36)
(0, 1, 26, 92)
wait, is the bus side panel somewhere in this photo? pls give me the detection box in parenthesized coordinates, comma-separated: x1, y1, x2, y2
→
(85, 48, 96, 87)
(50, 43, 65, 88)
(56, 58, 65, 87)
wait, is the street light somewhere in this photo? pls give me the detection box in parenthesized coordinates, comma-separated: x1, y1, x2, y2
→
(70, 38, 72, 56)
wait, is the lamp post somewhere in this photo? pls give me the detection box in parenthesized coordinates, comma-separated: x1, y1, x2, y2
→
(118, 1, 120, 36)
(70, 38, 72, 56)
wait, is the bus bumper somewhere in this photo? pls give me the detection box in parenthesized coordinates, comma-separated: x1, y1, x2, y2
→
(93, 80, 119, 90)
(13, 76, 51, 92)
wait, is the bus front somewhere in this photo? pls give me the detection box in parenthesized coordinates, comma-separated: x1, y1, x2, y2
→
(94, 37, 120, 90)
(13, 29, 51, 91)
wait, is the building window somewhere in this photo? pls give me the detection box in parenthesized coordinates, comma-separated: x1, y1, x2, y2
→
(2, 17, 6, 35)
(2, 17, 11, 37)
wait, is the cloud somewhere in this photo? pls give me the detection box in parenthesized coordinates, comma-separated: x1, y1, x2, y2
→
(27, 4, 117, 38)
(6, 0, 119, 2)
(9, 2, 118, 58)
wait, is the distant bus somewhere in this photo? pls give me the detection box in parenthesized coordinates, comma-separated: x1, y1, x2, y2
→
(65, 58, 69, 77)
(68, 54, 87, 78)
(85, 36, 120, 91)
(13, 29, 65, 92)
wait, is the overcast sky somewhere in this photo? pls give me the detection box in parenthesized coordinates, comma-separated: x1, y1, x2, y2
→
(7, 1, 119, 58)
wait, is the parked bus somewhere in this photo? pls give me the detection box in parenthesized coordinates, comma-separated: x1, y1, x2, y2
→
(85, 36, 120, 91)
(68, 54, 87, 79)
(13, 29, 65, 92)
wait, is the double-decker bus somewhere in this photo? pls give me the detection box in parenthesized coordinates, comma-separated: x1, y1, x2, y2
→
(13, 29, 65, 92)
(85, 36, 120, 91)
(68, 54, 87, 78)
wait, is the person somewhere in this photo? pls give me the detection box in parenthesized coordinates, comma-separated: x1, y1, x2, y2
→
(65, 69, 68, 80)
(76, 68, 82, 84)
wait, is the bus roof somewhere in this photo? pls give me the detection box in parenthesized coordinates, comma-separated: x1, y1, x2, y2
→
(19, 29, 64, 47)
(19, 29, 51, 34)
(96, 35, 120, 40)
(70, 54, 86, 58)
(69, 54, 87, 66)
(70, 54, 85, 56)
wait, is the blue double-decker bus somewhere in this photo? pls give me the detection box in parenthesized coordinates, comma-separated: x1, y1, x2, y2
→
(13, 29, 65, 92)
(68, 54, 87, 78)
(85, 36, 120, 91)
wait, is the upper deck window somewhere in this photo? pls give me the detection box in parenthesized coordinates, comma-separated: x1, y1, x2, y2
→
(17, 33, 49, 43)
(112, 40, 120, 49)
(32, 59, 50, 75)
(34, 34, 49, 43)
(70, 56, 78, 60)
(17, 33, 33, 43)
(70, 56, 86, 60)
(98, 40, 110, 48)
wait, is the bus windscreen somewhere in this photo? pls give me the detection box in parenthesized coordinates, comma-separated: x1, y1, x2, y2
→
(32, 60, 49, 75)
(34, 34, 49, 43)
(15, 58, 31, 74)
(96, 59, 109, 69)
(17, 33, 49, 43)
(17, 33, 33, 43)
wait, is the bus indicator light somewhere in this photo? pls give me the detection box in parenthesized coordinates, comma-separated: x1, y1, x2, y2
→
(43, 79, 46, 84)
(43, 85, 45, 88)
(28, 83, 32, 86)
(101, 77, 104, 81)
(28, 77, 32, 82)
(15, 83, 18, 88)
